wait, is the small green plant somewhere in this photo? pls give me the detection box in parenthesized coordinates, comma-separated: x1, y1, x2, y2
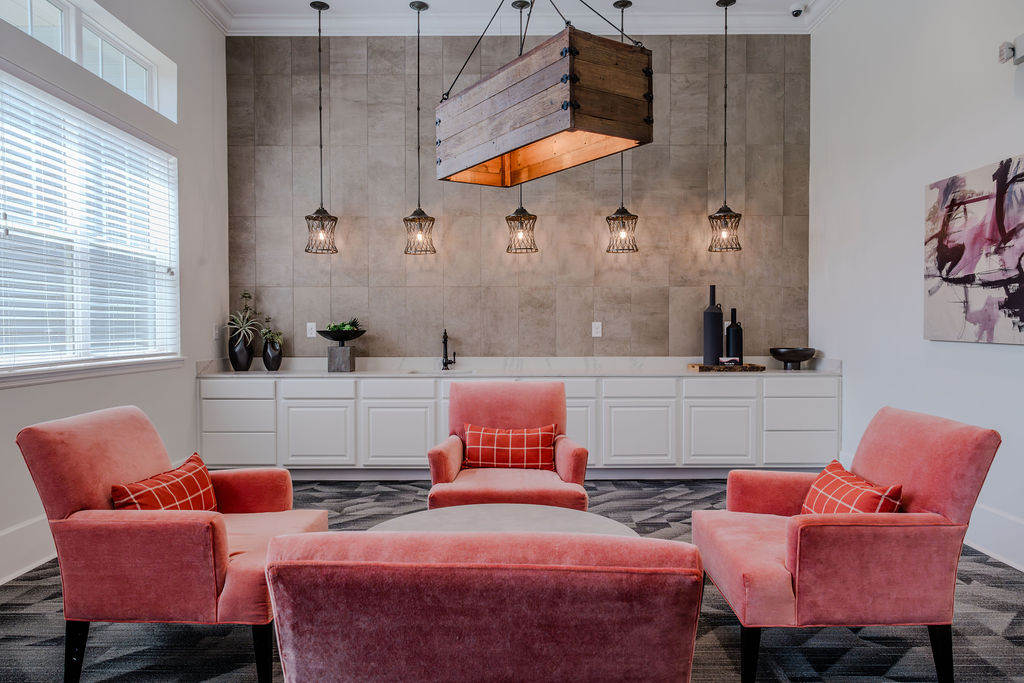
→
(228, 291, 263, 345)
(260, 328, 284, 345)
(326, 317, 361, 332)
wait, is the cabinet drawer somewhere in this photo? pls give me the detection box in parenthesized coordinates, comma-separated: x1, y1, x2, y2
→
(200, 378, 275, 399)
(280, 378, 355, 399)
(201, 432, 276, 465)
(763, 431, 838, 465)
(360, 379, 436, 399)
(528, 378, 598, 398)
(683, 377, 758, 398)
(764, 398, 839, 431)
(602, 378, 677, 398)
(763, 376, 839, 398)
(202, 399, 276, 432)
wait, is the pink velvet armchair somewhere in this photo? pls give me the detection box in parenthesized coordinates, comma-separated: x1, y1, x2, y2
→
(265, 531, 705, 683)
(427, 381, 589, 510)
(15, 406, 328, 683)
(692, 407, 1001, 683)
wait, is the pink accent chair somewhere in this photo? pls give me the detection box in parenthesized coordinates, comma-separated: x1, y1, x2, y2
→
(692, 407, 1002, 683)
(265, 531, 704, 683)
(428, 381, 589, 510)
(15, 406, 328, 683)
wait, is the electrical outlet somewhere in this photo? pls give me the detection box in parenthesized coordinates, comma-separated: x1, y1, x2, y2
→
(306, 322, 317, 338)
(591, 322, 602, 338)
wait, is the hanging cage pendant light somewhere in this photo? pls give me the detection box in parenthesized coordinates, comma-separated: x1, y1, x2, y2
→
(606, 0, 639, 254)
(505, 1, 539, 255)
(404, 1, 437, 255)
(305, 1, 338, 255)
(708, 0, 741, 252)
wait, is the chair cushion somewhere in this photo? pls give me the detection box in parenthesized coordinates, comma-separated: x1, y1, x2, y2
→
(802, 460, 902, 514)
(464, 423, 556, 470)
(216, 509, 328, 623)
(112, 453, 217, 511)
(691, 510, 796, 626)
(428, 468, 588, 511)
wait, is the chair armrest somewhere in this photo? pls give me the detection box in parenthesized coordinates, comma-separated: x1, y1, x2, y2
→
(428, 435, 464, 485)
(554, 436, 588, 486)
(210, 467, 293, 513)
(726, 469, 817, 516)
(49, 509, 228, 623)
(785, 513, 967, 626)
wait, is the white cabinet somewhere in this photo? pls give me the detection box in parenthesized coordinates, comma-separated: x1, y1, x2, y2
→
(603, 399, 678, 466)
(278, 400, 356, 467)
(199, 379, 276, 467)
(683, 399, 758, 466)
(565, 399, 598, 451)
(360, 400, 436, 467)
(762, 377, 841, 465)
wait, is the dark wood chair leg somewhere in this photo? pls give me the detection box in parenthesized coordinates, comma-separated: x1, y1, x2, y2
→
(252, 622, 274, 683)
(928, 624, 954, 683)
(740, 625, 762, 683)
(64, 620, 89, 683)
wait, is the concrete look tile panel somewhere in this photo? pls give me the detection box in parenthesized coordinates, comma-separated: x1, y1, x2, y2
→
(254, 37, 290, 75)
(746, 35, 785, 74)
(556, 287, 595, 357)
(517, 287, 557, 357)
(746, 73, 784, 146)
(226, 37, 254, 76)
(254, 146, 293, 216)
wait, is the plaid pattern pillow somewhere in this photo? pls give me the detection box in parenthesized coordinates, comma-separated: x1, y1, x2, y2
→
(802, 459, 901, 514)
(463, 423, 557, 470)
(112, 453, 218, 511)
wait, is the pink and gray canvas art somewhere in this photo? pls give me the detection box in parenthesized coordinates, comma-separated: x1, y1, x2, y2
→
(925, 154, 1024, 344)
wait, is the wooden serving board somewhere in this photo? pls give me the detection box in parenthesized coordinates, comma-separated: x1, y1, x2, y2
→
(687, 363, 766, 372)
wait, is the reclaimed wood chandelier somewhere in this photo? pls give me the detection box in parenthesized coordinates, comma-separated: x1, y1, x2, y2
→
(435, 0, 654, 188)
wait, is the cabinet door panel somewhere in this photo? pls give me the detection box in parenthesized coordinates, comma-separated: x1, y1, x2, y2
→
(361, 401, 435, 467)
(602, 399, 676, 466)
(764, 397, 839, 431)
(200, 379, 275, 399)
(201, 432, 277, 466)
(763, 431, 837, 465)
(763, 377, 839, 398)
(202, 399, 275, 432)
(278, 400, 356, 466)
(565, 399, 598, 465)
(683, 400, 758, 466)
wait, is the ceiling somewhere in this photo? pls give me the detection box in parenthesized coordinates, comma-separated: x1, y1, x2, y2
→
(192, 0, 843, 36)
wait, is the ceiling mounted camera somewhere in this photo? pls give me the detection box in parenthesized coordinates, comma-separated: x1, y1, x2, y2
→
(790, 3, 807, 17)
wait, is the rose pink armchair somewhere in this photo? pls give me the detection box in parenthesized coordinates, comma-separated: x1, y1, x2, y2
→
(15, 405, 328, 683)
(265, 531, 705, 682)
(692, 407, 1001, 683)
(427, 381, 589, 510)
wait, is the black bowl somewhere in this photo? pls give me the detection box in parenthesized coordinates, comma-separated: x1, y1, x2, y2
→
(317, 329, 366, 346)
(770, 347, 816, 370)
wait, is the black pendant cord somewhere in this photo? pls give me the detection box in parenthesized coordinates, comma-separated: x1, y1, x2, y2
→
(574, 0, 642, 46)
(722, 3, 728, 206)
(416, 8, 422, 208)
(618, 2, 625, 208)
(440, 0, 503, 102)
(520, 0, 534, 54)
(317, 6, 325, 209)
(548, 0, 570, 26)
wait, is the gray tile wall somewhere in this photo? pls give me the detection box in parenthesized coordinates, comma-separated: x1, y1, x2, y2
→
(226, 34, 809, 358)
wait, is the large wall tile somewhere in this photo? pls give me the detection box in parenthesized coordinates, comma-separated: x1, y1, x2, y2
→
(670, 35, 708, 74)
(670, 74, 709, 146)
(630, 287, 670, 356)
(746, 73, 784, 145)
(745, 144, 784, 216)
(518, 287, 556, 356)
(746, 35, 785, 74)
(556, 287, 595, 357)
(443, 286, 482, 356)
(480, 286, 519, 356)
(226, 74, 254, 146)
(254, 146, 293, 216)
(254, 37, 290, 75)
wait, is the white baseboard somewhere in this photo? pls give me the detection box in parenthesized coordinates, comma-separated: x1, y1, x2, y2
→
(964, 504, 1024, 573)
(287, 467, 818, 482)
(0, 514, 55, 585)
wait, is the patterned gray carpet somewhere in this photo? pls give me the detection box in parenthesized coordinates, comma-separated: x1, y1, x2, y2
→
(1, 480, 1022, 682)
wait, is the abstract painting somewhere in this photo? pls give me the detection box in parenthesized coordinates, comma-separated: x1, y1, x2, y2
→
(925, 154, 1024, 344)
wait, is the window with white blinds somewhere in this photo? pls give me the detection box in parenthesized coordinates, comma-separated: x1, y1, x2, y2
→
(0, 71, 179, 372)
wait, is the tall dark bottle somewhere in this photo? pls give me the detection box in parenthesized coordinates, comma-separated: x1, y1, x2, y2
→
(702, 285, 724, 366)
(726, 307, 743, 363)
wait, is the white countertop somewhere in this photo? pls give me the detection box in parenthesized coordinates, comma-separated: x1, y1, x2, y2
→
(197, 356, 841, 378)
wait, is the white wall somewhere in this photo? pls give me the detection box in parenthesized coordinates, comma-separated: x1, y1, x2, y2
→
(0, 1, 227, 582)
(810, 0, 1024, 569)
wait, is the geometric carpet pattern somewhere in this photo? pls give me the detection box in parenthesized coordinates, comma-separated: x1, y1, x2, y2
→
(1, 479, 1022, 682)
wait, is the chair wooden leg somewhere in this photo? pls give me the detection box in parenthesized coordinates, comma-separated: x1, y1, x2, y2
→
(928, 624, 954, 683)
(740, 625, 762, 683)
(64, 620, 89, 683)
(253, 622, 274, 683)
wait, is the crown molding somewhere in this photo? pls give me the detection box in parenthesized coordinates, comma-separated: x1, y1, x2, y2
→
(193, 0, 844, 36)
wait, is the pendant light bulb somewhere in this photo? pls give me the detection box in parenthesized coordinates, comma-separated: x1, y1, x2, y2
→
(305, 1, 338, 254)
(404, 1, 437, 255)
(606, 0, 639, 254)
(708, 0, 742, 253)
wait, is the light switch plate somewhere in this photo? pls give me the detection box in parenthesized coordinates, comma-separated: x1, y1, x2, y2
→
(591, 322, 602, 338)
(213, 324, 221, 342)
(306, 322, 317, 338)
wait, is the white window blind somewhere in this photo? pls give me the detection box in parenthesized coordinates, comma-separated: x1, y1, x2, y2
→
(0, 72, 179, 372)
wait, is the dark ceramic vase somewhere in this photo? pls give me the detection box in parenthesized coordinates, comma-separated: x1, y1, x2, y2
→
(262, 340, 282, 371)
(228, 331, 254, 371)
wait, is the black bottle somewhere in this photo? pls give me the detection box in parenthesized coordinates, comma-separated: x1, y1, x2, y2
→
(726, 308, 743, 364)
(702, 285, 723, 366)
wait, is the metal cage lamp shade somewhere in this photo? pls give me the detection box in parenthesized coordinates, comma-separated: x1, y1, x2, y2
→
(708, 0, 741, 253)
(305, 1, 338, 255)
(404, 1, 437, 255)
(506, 204, 538, 254)
(606, 206, 639, 253)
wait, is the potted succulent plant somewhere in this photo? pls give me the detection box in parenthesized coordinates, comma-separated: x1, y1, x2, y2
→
(227, 291, 261, 371)
(259, 319, 284, 372)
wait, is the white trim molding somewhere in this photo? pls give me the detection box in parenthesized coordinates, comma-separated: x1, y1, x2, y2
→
(0, 515, 55, 586)
(965, 504, 1024, 573)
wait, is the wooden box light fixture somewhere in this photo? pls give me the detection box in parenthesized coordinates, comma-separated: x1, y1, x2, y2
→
(435, 26, 653, 187)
